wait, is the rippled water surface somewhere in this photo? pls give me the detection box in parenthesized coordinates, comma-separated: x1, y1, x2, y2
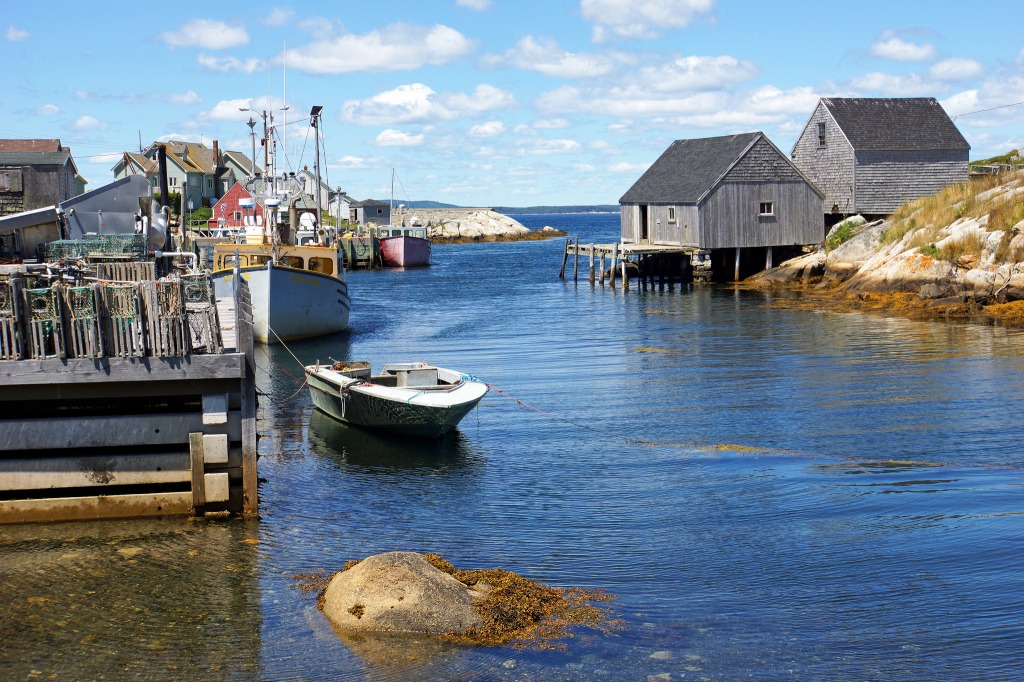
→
(2, 214, 1023, 680)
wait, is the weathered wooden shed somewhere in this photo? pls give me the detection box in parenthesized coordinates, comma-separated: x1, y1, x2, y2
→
(790, 97, 970, 218)
(619, 132, 824, 279)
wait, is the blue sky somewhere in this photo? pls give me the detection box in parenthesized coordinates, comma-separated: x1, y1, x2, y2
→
(3, 0, 1024, 206)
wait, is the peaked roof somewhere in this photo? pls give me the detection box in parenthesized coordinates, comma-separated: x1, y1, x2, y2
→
(820, 97, 970, 151)
(620, 132, 763, 204)
(0, 150, 73, 167)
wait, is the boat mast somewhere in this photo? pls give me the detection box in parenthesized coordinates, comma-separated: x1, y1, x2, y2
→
(310, 105, 324, 240)
(390, 168, 395, 225)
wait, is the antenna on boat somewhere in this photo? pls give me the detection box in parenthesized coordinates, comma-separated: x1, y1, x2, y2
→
(310, 105, 324, 241)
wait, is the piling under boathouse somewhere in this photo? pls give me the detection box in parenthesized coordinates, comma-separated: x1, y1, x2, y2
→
(591, 132, 824, 283)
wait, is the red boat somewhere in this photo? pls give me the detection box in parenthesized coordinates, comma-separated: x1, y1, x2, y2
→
(376, 226, 431, 267)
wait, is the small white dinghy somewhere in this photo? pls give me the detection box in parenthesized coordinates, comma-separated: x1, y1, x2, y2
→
(305, 361, 488, 438)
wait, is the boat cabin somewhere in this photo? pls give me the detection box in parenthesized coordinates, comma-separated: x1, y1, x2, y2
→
(212, 243, 339, 277)
(370, 225, 428, 240)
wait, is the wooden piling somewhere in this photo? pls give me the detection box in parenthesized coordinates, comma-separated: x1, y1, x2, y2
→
(599, 250, 606, 285)
(558, 239, 569, 279)
(609, 244, 618, 287)
(734, 247, 741, 282)
(588, 244, 595, 284)
(621, 257, 629, 290)
(573, 237, 579, 282)
(766, 246, 774, 270)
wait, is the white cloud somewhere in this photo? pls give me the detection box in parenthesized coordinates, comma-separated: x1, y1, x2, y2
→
(942, 76, 1024, 126)
(198, 54, 266, 73)
(88, 153, 123, 164)
(204, 97, 288, 122)
(850, 72, 935, 96)
(634, 55, 758, 91)
(537, 84, 726, 118)
(374, 129, 425, 146)
(743, 85, 821, 115)
(573, 163, 597, 172)
(169, 91, 202, 106)
(869, 33, 936, 62)
(72, 115, 107, 131)
(280, 23, 474, 74)
(456, 0, 492, 9)
(264, 8, 293, 26)
(6, 25, 29, 41)
(35, 104, 59, 116)
(609, 161, 651, 172)
(520, 138, 582, 155)
(469, 121, 506, 137)
(533, 118, 570, 129)
(160, 20, 249, 50)
(581, 0, 715, 42)
(342, 83, 516, 125)
(483, 36, 615, 78)
(930, 57, 983, 81)
(334, 155, 372, 169)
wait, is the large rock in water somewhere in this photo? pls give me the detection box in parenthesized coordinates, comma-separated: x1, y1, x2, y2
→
(321, 552, 486, 635)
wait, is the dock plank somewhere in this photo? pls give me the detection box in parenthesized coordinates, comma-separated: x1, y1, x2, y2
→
(0, 354, 246, 386)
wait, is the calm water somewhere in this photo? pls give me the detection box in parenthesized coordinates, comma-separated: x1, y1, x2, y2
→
(2, 213, 1023, 680)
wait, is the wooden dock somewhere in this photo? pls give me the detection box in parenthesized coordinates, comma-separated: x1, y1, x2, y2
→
(558, 239, 703, 287)
(0, 269, 257, 524)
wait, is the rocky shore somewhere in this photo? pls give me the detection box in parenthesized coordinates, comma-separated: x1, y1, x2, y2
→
(395, 208, 566, 243)
(747, 171, 1024, 326)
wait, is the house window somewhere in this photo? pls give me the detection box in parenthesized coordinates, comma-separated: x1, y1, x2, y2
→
(169, 177, 177, 187)
(207, 179, 213, 189)
(668, 207, 676, 222)
(234, 211, 242, 221)
(759, 201, 775, 216)
(817, 122, 826, 147)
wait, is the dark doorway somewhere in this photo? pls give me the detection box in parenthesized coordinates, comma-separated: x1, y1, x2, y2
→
(639, 206, 649, 242)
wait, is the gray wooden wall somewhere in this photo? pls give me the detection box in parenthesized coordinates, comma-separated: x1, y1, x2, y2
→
(699, 180, 824, 249)
(854, 150, 968, 214)
(620, 204, 699, 246)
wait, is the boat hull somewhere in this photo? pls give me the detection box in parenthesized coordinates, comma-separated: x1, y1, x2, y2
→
(379, 236, 431, 268)
(213, 263, 350, 343)
(305, 366, 486, 438)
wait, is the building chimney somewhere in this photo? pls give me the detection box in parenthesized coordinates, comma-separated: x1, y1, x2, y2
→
(212, 139, 221, 199)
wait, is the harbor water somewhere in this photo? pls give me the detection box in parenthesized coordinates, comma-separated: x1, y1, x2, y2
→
(2, 213, 1022, 680)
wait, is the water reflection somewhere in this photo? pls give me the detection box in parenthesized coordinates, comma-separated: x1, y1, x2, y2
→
(307, 409, 483, 471)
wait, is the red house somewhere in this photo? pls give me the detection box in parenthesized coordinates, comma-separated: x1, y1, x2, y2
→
(209, 181, 263, 229)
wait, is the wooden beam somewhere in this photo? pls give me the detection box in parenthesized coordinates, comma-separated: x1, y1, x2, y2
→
(558, 239, 569, 279)
(588, 245, 595, 284)
(735, 247, 741, 281)
(766, 246, 773, 270)
(0, 452, 189, 490)
(190, 432, 206, 508)
(0, 354, 246, 387)
(0, 491, 194, 524)
(0, 412, 242, 451)
(572, 237, 579, 282)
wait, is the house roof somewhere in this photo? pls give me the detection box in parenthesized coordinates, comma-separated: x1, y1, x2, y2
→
(821, 97, 970, 151)
(0, 150, 73, 167)
(0, 139, 64, 153)
(619, 132, 763, 204)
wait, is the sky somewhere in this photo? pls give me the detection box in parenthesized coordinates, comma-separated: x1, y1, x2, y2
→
(3, 0, 1024, 207)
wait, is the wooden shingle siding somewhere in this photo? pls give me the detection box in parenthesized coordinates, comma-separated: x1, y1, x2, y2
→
(791, 103, 855, 213)
(620, 204, 634, 241)
(699, 181, 824, 249)
(728, 138, 805, 182)
(854, 150, 968, 214)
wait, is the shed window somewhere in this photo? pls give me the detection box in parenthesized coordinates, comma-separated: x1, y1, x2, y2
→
(817, 122, 826, 147)
(759, 202, 775, 216)
(667, 207, 676, 222)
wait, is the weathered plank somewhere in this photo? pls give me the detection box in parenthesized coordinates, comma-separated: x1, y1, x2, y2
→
(0, 353, 246, 386)
(0, 491, 194, 524)
(0, 447, 242, 490)
(0, 412, 242, 451)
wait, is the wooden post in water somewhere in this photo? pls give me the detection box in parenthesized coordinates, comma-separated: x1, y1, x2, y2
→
(573, 237, 579, 282)
(599, 249, 606, 285)
(589, 245, 595, 284)
(621, 256, 629, 290)
(558, 239, 569, 279)
(609, 244, 618, 287)
(734, 247, 741, 282)
(766, 246, 773, 270)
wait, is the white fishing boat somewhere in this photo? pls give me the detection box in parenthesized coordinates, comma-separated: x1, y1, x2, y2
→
(209, 105, 351, 343)
(305, 361, 488, 438)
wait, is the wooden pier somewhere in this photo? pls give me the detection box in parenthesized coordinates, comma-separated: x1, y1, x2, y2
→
(558, 239, 703, 287)
(0, 268, 257, 524)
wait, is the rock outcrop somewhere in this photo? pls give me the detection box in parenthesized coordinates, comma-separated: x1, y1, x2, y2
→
(393, 208, 565, 243)
(748, 172, 1024, 321)
(321, 552, 487, 635)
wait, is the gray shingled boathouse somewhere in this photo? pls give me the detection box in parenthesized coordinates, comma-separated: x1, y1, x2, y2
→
(790, 97, 970, 220)
(618, 131, 824, 281)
